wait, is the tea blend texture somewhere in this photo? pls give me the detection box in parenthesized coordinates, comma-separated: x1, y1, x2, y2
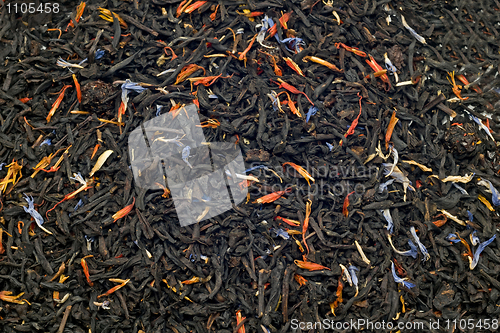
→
(1, 0, 500, 332)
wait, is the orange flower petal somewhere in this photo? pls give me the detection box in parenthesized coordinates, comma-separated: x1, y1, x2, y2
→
(181, 277, 201, 285)
(294, 259, 330, 271)
(112, 197, 136, 222)
(294, 274, 307, 286)
(236, 310, 246, 333)
(279, 11, 292, 29)
(254, 191, 285, 204)
(385, 111, 399, 150)
(282, 162, 314, 186)
(283, 57, 304, 76)
(0, 291, 25, 304)
(210, 4, 219, 21)
(335, 43, 367, 57)
(302, 200, 312, 254)
(275, 216, 300, 226)
(175, 64, 206, 85)
(81, 256, 94, 287)
(273, 79, 315, 104)
(455, 233, 473, 258)
(176, 0, 188, 17)
(330, 278, 343, 316)
(304, 56, 343, 72)
(184, 1, 207, 14)
(19, 97, 32, 103)
(46, 85, 72, 123)
(73, 74, 82, 103)
(238, 34, 257, 66)
(432, 213, 448, 227)
(97, 279, 130, 298)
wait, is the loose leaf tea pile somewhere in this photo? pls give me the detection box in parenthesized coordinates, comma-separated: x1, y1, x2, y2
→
(1, 0, 500, 332)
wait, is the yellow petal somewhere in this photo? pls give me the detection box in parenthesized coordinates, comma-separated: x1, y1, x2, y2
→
(429, 173, 474, 183)
(89, 150, 114, 177)
(438, 209, 466, 226)
(478, 194, 495, 211)
(0, 291, 25, 304)
(402, 160, 432, 172)
(355, 240, 371, 265)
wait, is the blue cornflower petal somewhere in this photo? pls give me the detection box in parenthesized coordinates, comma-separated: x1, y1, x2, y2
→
(470, 230, 480, 246)
(271, 98, 279, 111)
(467, 210, 473, 222)
(470, 234, 496, 270)
(406, 240, 419, 259)
(40, 138, 52, 146)
(23, 194, 43, 225)
(306, 106, 318, 123)
(453, 183, 468, 195)
(281, 37, 305, 53)
(487, 180, 500, 206)
(446, 234, 461, 243)
(326, 142, 334, 151)
(469, 114, 495, 140)
(265, 17, 274, 29)
(23, 193, 52, 234)
(391, 262, 415, 289)
(156, 105, 163, 117)
(271, 228, 290, 240)
(120, 79, 147, 105)
(411, 226, 430, 261)
(348, 265, 359, 287)
(95, 49, 105, 60)
(74, 199, 84, 211)
(478, 179, 500, 206)
(382, 163, 413, 192)
(245, 165, 268, 173)
(385, 60, 397, 73)
(121, 79, 147, 94)
(78, 58, 88, 66)
(381, 209, 394, 234)
(388, 235, 418, 258)
(267, 92, 280, 112)
(378, 179, 395, 193)
(182, 146, 192, 168)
